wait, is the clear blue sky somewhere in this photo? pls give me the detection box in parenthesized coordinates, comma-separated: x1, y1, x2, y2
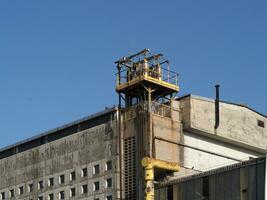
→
(0, 1, 266, 148)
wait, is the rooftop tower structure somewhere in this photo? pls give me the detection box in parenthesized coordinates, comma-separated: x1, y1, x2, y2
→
(115, 49, 181, 200)
(115, 48, 179, 109)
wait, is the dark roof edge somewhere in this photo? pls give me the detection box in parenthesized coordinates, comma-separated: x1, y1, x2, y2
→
(0, 106, 118, 153)
(157, 156, 266, 188)
(176, 94, 267, 118)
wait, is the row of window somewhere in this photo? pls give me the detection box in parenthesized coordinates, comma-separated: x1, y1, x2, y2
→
(1, 178, 112, 200)
(2, 191, 112, 200)
(0, 161, 112, 200)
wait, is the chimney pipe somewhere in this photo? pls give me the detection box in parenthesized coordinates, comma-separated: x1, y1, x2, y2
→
(214, 85, 220, 129)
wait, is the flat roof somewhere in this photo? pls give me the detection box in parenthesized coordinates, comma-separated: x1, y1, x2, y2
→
(0, 106, 117, 160)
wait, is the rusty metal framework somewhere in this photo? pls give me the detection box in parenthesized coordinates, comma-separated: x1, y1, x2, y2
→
(115, 48, 179, 108)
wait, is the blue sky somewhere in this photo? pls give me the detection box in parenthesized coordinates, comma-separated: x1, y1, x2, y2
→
(0, 1, 266, 148)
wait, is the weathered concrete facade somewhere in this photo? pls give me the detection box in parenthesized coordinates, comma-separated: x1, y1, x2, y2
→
(120, 95, 266, 199)
(175, 95, 266, 178)
(0, 94, 266, 200)
(180, 95, 267, 152)
(121, 102, 183, 199)
(0, 108, 120, 200)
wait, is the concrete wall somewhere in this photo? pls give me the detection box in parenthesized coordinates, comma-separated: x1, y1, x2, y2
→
(180, 95, 267, 152)
(153, 114, 182, 163)
(121, 104, 184, 199)
(182, 131, 261, 172)
(0, 118, 119, 200)
(170, 96, 266, 179)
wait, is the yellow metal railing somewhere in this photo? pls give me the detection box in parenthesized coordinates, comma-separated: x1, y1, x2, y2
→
(116, 67, 178, 88)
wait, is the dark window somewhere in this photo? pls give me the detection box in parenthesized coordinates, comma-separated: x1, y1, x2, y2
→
(28, 183, 34, 192)
(258, 120, 265, 128)
(70, 188, 76, 197)
(38, 181, 44, 190)
(82, 184, 88, 194)
(70, 171, 76, 181)
(106, 161, 112, 171)
(82, 168, 87, 177)
(38, 196, 43, 200)
(19, 186, 24, 195)
(106, 178, 112, 188)
(48, 193, 54, 200)
(59, 191, 64, 200)
(94, 182, 100, 191)
(242, 188, 248, 193)
(93, 165, 100, 175)
(48, 178, 54, 187)
(1, 192, 5, 200)
(59, 175, 65, 184)
(9, 189, 14, 198)
(106, 195, 112, 200)
(203, 177, 209, 200)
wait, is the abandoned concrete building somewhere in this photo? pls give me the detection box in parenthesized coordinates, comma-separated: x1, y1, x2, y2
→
(0, 49, 266, 200)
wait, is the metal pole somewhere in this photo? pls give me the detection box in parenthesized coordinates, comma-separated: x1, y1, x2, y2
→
(214, 85, 220, 129)
(148, 88, 151, 113)
(167, 65, 170, 82)
(118, 94, 123, 200)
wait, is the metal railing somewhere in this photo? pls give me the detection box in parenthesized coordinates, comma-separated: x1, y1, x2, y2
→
(123, 102, 171, 120)
(151, 102, 171, 118)
(116, 67, 178, 87)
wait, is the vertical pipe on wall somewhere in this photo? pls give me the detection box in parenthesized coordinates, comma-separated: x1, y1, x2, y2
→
(214, 85, 220, 130)
(118, 93, 123, 200)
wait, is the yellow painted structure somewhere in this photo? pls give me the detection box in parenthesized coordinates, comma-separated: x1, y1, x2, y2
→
(141, 157, 180, 200)
(116, 70, 179, 94)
